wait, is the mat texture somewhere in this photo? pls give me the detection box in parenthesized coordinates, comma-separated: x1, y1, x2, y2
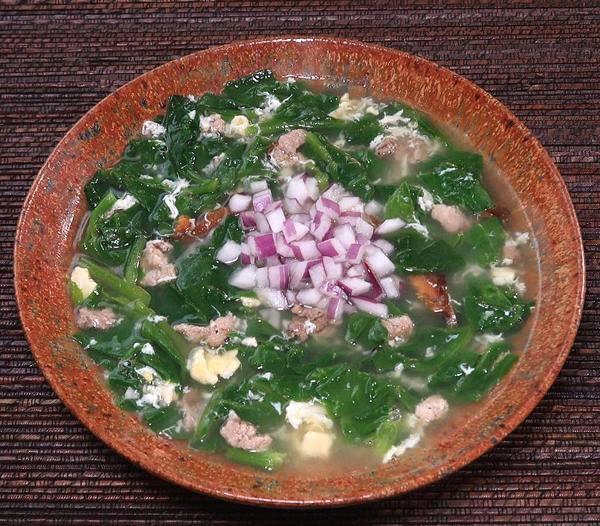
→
(1, 2, 598, 524)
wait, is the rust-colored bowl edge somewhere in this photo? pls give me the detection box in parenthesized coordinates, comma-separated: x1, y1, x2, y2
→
(14, 36, 585, 508)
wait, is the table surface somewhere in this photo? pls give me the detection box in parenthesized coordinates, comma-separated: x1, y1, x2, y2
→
(1, 2, 599, 524)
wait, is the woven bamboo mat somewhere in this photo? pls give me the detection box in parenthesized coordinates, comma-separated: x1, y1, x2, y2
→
(1, 2, 598, 524)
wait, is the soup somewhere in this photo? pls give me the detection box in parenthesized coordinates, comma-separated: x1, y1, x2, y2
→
(69, 70, 535, 472)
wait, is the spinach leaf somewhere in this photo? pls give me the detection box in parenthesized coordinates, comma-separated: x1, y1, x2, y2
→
(381, 102, 449, 146)
(344, 312, 388, 348)
(307, 366, 400, 442)
(417, 150, 493, 213)
(451, 342, 518, 402)
(343, 114, 383, 145)
(464, 277, 534, 332)
(461, 217, 506, 266)
(391, 229, 465, 273)
(383, 182, 425, 222)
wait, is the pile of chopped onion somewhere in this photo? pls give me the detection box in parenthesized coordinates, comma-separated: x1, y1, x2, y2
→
(221, 175, 406, 320)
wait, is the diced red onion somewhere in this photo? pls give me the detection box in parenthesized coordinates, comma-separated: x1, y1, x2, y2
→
(380, 276, 401, 298)
(317, 238, 346, 260)
(252, 189, 272, 213)
(310, 211, 332, 241)
(256, 267, 269, 288)
(239, 243, 254, 266)
(376, 218, 406, 236)
(239, 211, 257, 230)
(228, 193, 252, 213)
(292, 213, 311, 225)
(283, 218, 309, 243)
(372, 238, 394, 255)
(326, 297, 344, 320)
(289, 261, 309, 289)
(216, 240, 242, 264)
(363, 262, 384, 300)
(346, 243, 365, 264)
(316, 296, 329, 310)
(305, 176, 319, 201)
(265, 204, 286, 233)
(268, 264, 290, 290)
(322, 183, 347, 202)
(286, 175, 310, 204)
(346, 264, 366, 277)
(339, 196, 363, 213)
(315, 196, 341, 218)
(364, 200, 383, 216)
(285, 290, 297, 305)
(308, 262, 326, 288)
(355, 217, 374, 240)
(296, 287, 322, 306)
(255, 212, 271, 233)
(365, 248, 395, 277)
(323, 256, 343, 279)
(275, 233, 295, 258)
(338, 211, 361, 226)
(352, 296, 388, 318)
(228, 265, 257, 290)
(265, 255, 282, 266)
(333, 224, 356, 249)
(256, 288, 289, 310)
(247, 179, 268, 194)
(339, 277, 372, 296)
(283, 197, 305, 214)
(291, 239, 320, 260)
(254, 233, 277, 258)
(320, 280, 346, 299)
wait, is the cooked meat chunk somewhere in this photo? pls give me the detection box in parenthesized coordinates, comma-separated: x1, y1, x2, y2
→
(287, 306, 329, 342)
(174, 314, 237, 348)
(173, 323, 210, 344)
(220, 411, 272, 451)
(75, 307, 120, 330)
(382, 315, 414, 343)
(173, 208, 229, 240)
(374, 136, 432, 164)
(408, 274, 457, 326)
(206, 314, 237, 347)
(430, 204, 471, 234)
(200, 113, 226, 135)
(140, 240, 177, 287)
(179, 390, 206, 432)
(415, 395, 449, 423)
(270, 129, 307, 168)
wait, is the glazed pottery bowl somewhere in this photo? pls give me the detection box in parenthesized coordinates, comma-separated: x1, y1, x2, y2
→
(14, 37, 584, 507)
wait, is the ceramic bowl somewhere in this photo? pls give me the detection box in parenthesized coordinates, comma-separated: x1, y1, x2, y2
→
(14, 37, 585, 507)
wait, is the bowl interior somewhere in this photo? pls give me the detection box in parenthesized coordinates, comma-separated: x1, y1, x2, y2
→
(14, 37, 584, 507)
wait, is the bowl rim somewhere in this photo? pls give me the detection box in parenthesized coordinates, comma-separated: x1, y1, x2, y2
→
(14, 35, 586, 508)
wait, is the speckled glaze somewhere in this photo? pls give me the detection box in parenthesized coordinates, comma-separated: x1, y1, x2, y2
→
(14, 37, 585, 508)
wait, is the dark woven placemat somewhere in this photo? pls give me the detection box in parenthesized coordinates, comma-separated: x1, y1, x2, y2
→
(1, 3, 599, 524)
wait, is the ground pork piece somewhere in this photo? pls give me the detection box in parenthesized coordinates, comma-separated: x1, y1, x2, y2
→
(374, 136, 432, 164)
(179, 390, 206, 432)
(200, 113, 226, 135)
(75, 307, 120, 330)
(278, 129, 307, 153)
(287, 306, 329, 342)
(173, 323, 210, 344)
(219, 411, 272, 451)
(270, 129, 307, 168)
(174, 314, 237, 348)
(415, 395, 449, 423)
(140, 240, 177, 286)
(395, 137, 433, 164)
(382, 315, 415, 343)
(206, 314, 237, 347)
(430, 204, 472, 234)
